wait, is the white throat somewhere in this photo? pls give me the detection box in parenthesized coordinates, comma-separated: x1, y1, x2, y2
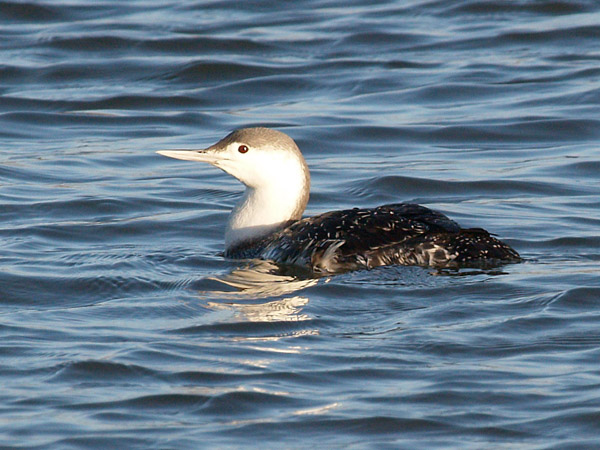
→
(225, 169, 308, 250)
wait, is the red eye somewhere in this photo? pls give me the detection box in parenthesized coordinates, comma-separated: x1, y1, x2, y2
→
(238, 145, 249, 154)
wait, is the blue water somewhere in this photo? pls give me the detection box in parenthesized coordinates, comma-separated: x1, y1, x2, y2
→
(1, 1, 599, 448)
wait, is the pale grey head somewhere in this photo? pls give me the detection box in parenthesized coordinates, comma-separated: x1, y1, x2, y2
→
(157, 127, 311, 251)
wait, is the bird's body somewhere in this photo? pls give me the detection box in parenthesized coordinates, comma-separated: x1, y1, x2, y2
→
(158, 127, 520, 273)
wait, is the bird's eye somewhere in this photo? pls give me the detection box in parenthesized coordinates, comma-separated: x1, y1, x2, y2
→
(238, 145, 249, 154)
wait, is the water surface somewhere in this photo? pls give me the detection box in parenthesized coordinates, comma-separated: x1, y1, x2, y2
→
(1, 1, 599, 448)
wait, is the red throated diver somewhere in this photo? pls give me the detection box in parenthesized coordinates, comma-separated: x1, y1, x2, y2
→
(157, 127, 520, 273)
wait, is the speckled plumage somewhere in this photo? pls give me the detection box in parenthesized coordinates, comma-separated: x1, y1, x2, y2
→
(226, 203, 521, 272)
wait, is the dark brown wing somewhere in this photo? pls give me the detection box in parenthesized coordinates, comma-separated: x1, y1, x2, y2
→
(261, 203, 462, 271)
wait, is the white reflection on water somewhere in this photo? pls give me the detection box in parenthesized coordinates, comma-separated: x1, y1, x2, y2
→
(206, 296, 311, 324)
(204, 259, 319, 299)
(201, 260, 320, 339)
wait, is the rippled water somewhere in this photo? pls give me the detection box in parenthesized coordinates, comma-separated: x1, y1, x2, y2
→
(1, 1, 600, 448)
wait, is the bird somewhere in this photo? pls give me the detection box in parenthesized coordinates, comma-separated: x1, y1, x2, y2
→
(157, 127, 520, 273)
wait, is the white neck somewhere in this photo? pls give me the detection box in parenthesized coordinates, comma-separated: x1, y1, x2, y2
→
(225, 171, 308, 251)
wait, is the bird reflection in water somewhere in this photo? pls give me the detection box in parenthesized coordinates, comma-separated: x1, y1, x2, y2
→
(201, 259, 319, 330)
(206, 259, 319, 299)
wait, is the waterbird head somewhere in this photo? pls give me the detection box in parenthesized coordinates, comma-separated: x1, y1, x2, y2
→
(157, 127, 311, 249)
(157, 127, 310, 192)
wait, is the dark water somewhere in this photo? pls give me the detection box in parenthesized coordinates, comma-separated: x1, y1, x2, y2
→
(1, 1, 600, 448)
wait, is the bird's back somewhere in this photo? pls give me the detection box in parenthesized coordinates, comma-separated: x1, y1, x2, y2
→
(231, 203, 520, 273)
